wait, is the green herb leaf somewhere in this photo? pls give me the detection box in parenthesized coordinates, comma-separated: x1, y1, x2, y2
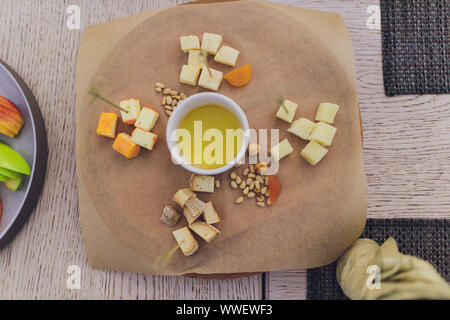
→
(88, 86, 128, 113)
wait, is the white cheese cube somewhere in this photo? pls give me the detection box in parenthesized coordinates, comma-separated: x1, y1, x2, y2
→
(198, 67, 223, 91)
(201, 33, 222, 55)
(180, 65, 201, 86)
(189, 222, 220, 243)
(173, 227, 199, 256)
(131, 128, 158, 151)
(276, 100, 298, 123)
(309, 122, 337, 147)
(214, 45, 240, 67)
(316, 103, 340, 124)
(180, 35, 200, 53)
(120, 98, 141, 125)
(288, 118, 316, 140)
(271, 139, 294, 162)
(300, 140, 328, 166)
(135, 107, 159, 132)
(188, 50, 205, 68)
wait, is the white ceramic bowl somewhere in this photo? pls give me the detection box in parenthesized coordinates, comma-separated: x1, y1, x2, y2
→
(166, 92, 249, 175)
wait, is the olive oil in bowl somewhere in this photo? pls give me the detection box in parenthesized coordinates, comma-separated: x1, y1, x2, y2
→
(177, 104, 244, 169)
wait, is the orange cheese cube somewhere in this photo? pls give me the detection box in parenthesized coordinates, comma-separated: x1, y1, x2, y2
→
(113, 133, 141, 158)
(96, 112, 118, 138)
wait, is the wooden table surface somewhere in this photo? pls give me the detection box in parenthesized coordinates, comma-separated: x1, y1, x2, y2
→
(0, 0, 448, 300)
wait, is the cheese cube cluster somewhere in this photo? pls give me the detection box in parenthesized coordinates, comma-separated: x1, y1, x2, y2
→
(180, 32, 240, 91)
(180, 35, 200, 53)
(276, 100, 298, 123)
(105, 98, 160, 159)
(214, 45, 240, 67)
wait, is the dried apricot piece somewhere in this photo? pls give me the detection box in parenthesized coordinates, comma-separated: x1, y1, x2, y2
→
(224, 64, 252, 87)
(267, 175, 282, 205)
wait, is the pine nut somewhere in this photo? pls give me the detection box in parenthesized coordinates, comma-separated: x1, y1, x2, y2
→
(156, 82, 166, 89)
(166, 96, 172, 105)
(235, 197, 244, 204)
(257, 201, 265, 207)
(231, 181, 238, 189)
(243, 168, 249, 176)
(155, 87, 162, 93)
(247, 192, 256, 198)
(240, 181, 246, 189)
(230, 172, 237, 179)
(243, 187, 249, 195)
(163, 88, 171, 94)
(165, 110, 172, 116)
(235, 176, 242, 184)
(215, 180, 221, 188)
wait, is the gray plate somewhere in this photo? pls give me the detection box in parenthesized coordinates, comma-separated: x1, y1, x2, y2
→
(0, 60, 47, 248)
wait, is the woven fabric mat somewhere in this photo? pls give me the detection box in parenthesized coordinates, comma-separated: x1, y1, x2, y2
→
(307, 219, 449, 300)
(380, 0, 449, 96)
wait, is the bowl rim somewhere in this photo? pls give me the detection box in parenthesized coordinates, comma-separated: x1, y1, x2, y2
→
(166, 92, 249, 176)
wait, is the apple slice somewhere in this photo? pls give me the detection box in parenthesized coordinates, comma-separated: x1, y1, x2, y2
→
(0, 141, 31, 175)
(0, 173, 8, 182)
(0, 96, 24, 138)
(4, 176, 22, 191)
(0, 167, 22, 180)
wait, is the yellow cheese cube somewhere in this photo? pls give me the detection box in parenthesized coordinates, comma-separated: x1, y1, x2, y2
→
(173, 227, 199, 256)
(276, 100, 298, 123)
(188, 50, 205, 68)
(271, 139, 294, 162)
(131, 128, 158, 151)
(113, 133, 141, 158)
(201, 32, 222, 55)
(316, 103, 340, 124)
(120, 98, 141, 125)
(135, 107, 159, 132)
(287, 118, 316, 140)
(300, 140, 328, 166)
(198, 67, 223, 91)
(96, 112, 118, 139)
(189, 222, 220, 243)
(180, 65, 201, 86)
(309, 122, 337, 147)
(214, 45, 240, 67)
(180, 35, 200, 53)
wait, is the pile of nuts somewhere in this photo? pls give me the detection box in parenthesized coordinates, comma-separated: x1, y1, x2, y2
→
(154, 82, 188, 117)
(229, 163, 270, 207)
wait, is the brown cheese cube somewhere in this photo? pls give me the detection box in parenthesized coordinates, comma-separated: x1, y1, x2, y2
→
(160, 206, 181, 226)
(173, 188, 196, 207)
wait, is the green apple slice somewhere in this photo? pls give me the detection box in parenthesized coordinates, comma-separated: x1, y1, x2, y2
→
(0, 173, 8, 182)
(0, 167, 22, 180)
(0, 141, 31, 175)
(4, 176, 23, 191)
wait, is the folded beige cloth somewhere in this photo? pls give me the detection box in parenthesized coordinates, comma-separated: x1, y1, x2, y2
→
(336, 237, 450, 300)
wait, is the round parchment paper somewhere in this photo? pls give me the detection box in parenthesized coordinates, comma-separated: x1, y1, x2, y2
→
(77, 1, 367, 275)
